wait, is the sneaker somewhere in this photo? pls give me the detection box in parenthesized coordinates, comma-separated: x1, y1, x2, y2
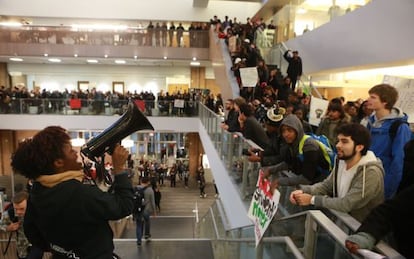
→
(145, 234, 151, 240)
(200, 195, 203, 198)
(204, 194, 207, 198)
(137, 241, 141, 247)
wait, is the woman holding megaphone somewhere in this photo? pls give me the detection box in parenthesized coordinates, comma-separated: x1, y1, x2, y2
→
(11, 126, 134, 259)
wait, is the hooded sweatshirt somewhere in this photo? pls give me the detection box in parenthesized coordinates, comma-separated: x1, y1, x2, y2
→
(24, 171, 134, 259)
(367, 107, 411, 199)
(269, 114, 329, 183)
(300, 150, 385, 222)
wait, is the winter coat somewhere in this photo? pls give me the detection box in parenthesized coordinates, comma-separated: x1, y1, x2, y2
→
(367, 107, 411, 199)
(357, 184, 414, 258)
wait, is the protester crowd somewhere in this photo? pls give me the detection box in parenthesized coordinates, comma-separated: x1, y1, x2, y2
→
(209, 14, 414, 258)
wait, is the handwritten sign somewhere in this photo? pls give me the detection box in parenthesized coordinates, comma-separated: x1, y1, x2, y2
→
(383, 75, 414, 123)
(247, 170, 280, 247)
(240, 67, 258, 87)
(309, 96, 329, 126)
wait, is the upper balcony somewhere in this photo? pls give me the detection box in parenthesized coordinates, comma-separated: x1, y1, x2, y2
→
(0, 25, 210, 64)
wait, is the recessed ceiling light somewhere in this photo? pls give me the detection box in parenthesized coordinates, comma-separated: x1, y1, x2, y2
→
(48, 58, 61, 63)
(87, 59, 98, 63)
(192, 57, 197, 61)
(134, 55, 138, 59)
(115, 60, 126, 64)
(190, 61, 200, 66)
(104, 54, 108, 58)
(44, 53, 49, 57)
(0, 22, 23, 27)
(9, 57, 23, 62)
(163, 56, 167, 60)
(74, 54, 78, 57)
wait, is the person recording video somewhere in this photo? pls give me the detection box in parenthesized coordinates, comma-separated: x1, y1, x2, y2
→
(0, 191, 44, 259)
(11, 126, 134, 259)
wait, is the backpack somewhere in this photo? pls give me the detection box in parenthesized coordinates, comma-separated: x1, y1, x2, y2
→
(298, 133, 336, 175)
(133, 186, 147, 215)
(389, 119, 409, 141)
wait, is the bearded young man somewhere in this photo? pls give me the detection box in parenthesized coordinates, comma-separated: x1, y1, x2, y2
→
(289, 123, 384, 222)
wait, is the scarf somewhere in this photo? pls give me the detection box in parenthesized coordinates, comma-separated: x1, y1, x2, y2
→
(36, 170, 84, 188)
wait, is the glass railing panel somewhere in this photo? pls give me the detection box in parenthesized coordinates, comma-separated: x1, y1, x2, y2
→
(0, 98, 199, 117)
(269, 2, 370, 44)
(313, 227, 356, 259)
(196, 201, 230, 241)
(211, 238, 304, 259)
(322, 209, 403, 258)
(0, 26, 209, 48)
(262, 237, 304, 259)
(197, 207, 217, 240)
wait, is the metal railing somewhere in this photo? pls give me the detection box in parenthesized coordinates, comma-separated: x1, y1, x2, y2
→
(0, 25, 210, 48)
(0, 98, 199, 117)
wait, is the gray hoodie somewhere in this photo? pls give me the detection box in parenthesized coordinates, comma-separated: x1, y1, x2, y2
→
(268, 114, 328, 184)
(300, 151, 385, 222)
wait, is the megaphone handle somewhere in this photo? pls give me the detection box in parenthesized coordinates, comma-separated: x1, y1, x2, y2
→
(107, 142, 121, 155)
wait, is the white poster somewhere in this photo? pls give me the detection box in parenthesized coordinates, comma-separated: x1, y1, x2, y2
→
(383, 75, 414, 123)
(174, 99, 185, 108)
(247, 170, 280, 247)
(240, 67, 258, 87)
(309, 97, 329, 126)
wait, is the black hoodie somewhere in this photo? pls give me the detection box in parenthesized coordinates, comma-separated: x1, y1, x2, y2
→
(24, 172, 134, 259)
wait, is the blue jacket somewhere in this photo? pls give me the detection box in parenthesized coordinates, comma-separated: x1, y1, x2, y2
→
(367, 107, 411, 199)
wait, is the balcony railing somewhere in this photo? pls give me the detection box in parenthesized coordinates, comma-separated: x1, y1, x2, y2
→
(0, 98, 199, 117)
(0, 25, 209, 48)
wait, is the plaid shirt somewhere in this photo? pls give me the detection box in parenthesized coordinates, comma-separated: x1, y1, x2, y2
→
(0, 212, 30, 258)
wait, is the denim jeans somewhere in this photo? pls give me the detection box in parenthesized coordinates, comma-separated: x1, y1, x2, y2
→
(136, 211, 151, 242)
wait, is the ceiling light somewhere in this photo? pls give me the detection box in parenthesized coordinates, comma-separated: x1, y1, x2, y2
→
(134, 55, 138, 59)
(192, 57, 197, 61)
(190, 61, 200, 66)
(9, 57, 23, 62)
(296, 8, 307, 14)
(115, 60, 126, 64)
(74, 54, 78, 57)
(48, 58, 61, 63)
(44, 53, 48, 57)
(163, 56, 167, 60)
(0, 22, 23, 27)
(104, 54, 108, 58)
(87, 59, 98, 63)
(71, 24, 128, 31)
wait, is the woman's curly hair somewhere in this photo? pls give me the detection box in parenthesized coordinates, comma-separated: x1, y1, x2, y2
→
(11, 126, 71, 179)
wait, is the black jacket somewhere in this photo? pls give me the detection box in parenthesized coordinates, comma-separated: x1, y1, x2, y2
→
(283, 50, 303, 77)
(24, 173, 134, 259)
(357, 185, 414, 258)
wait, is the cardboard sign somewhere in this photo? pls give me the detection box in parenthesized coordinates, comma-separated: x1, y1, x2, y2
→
(247, 170, 280, 247)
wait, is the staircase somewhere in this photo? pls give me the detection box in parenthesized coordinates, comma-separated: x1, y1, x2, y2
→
(114, 177, 217, 259)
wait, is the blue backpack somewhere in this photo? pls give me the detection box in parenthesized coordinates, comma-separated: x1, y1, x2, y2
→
(298, 133, 337, 175)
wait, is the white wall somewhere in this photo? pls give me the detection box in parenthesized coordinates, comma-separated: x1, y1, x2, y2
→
(8, 63, 192, 93)
(0, 0, 261, 23)
(284, 0, 414, 75)
(0, 114, 200, 132)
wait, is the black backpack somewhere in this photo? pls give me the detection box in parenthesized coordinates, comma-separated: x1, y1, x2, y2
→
(133, 186, 147, 215)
